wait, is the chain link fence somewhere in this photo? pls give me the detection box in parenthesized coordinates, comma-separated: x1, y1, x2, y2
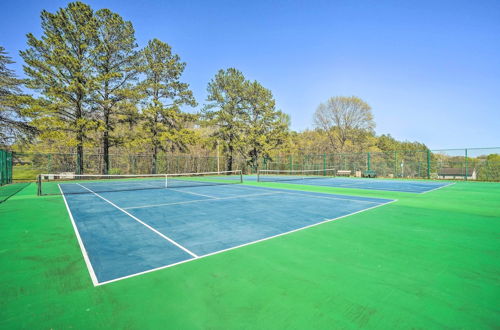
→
(12, 152, 252, 181)
(1, 149, 13, 185)
(0, 149, 29, 203)
(262, 148, 500, 181)
(10, 147, 500, 182)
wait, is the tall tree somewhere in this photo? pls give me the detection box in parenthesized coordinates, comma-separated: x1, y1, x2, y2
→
(202, 68, 247, 171)
(93, 8, 141, 174)
(20, 2, 99, 173)
(138, 39, 197, 174)
(243, 80, 289, 170)
(313, 96, 375, 152)
(0, 46, 38, 146)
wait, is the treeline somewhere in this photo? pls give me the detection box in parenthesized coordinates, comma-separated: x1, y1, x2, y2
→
(0, 1, 429, 175)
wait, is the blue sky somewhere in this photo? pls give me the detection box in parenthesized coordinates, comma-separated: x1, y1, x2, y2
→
(1, 0, 499, 149)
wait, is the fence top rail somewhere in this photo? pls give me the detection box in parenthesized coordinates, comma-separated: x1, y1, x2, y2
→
(14, 152, 221, 157)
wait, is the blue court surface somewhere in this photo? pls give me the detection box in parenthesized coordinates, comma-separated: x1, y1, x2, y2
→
(60, 182, 394, 285)
(253, 176, 454, 193)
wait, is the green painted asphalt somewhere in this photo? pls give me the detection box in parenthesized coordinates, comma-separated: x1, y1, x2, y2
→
(1, 181, 499, 329)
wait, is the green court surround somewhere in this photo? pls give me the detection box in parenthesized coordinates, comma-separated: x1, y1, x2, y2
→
(1, 181, 499, 328)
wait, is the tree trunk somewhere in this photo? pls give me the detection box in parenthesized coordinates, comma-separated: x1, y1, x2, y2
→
(75, 101, 84, 175)
(102, 107, 111, 175)
(152, 145, 158, 174)
(103, 129, 109, 175)
(252, 148, 259, 172)
(102, 83, 110, 175)
(76, 142, 84, 175)
(227, 145, 233, 171)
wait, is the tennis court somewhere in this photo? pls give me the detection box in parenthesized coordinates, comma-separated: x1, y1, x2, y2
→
(256, 170, 453, 193)
(54, 173, 394, 285)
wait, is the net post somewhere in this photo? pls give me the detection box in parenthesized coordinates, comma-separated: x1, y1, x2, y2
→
(239, 170, 243, 183)
(257, 170, 260, 182)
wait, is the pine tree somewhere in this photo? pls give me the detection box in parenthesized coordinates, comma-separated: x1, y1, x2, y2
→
(203, 68, 247, 171)
(20, 2, 99, 173)
(0, 46, 37, 146)
(93, 8, 141, 174)
(203, 69, 289, 171)
(243, 80, 289, 170)
(137, 39, 197, 174)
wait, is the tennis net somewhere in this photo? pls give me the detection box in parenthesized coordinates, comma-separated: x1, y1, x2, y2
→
(257, 168, 336, 183)
(37, 170, 243, 195)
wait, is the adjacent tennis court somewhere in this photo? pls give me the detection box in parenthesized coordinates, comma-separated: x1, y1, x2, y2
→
(256, 169, 453, 193)
(54, 173, 394, 285)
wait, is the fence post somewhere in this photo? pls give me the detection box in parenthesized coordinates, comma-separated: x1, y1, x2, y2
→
(394, 151, 397, 177)
(323, 153, 327, 175)
(0, 150, 4, 185)
(367, 152, 371, 171)
(289, 155, 293, 171)
(216, 141, 220, 173)
(427, 150, 431, 179)
(47, 154, 52, 173)
(465, 148, 468, 181)
(9, 152, 12, 183)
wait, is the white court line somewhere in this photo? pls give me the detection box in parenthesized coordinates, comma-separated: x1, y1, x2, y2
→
(328, 182, 369, 187)
(95, 198, 397, 286)
(167, 187, 217, 199)
(58, 185, 99, 286)
(419, 182, 456, 194)
(124, 192, 282, 210)
(262, 176, 454, 193)
(222, 184, 386, 204)
(326, 181, 455, 194)
(76, 183, 198, 259)
(278, 190, 384, 204)
(275, 180, 449, 194)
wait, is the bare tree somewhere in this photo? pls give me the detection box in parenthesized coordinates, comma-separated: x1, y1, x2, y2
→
(313, 96, 375, 152)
